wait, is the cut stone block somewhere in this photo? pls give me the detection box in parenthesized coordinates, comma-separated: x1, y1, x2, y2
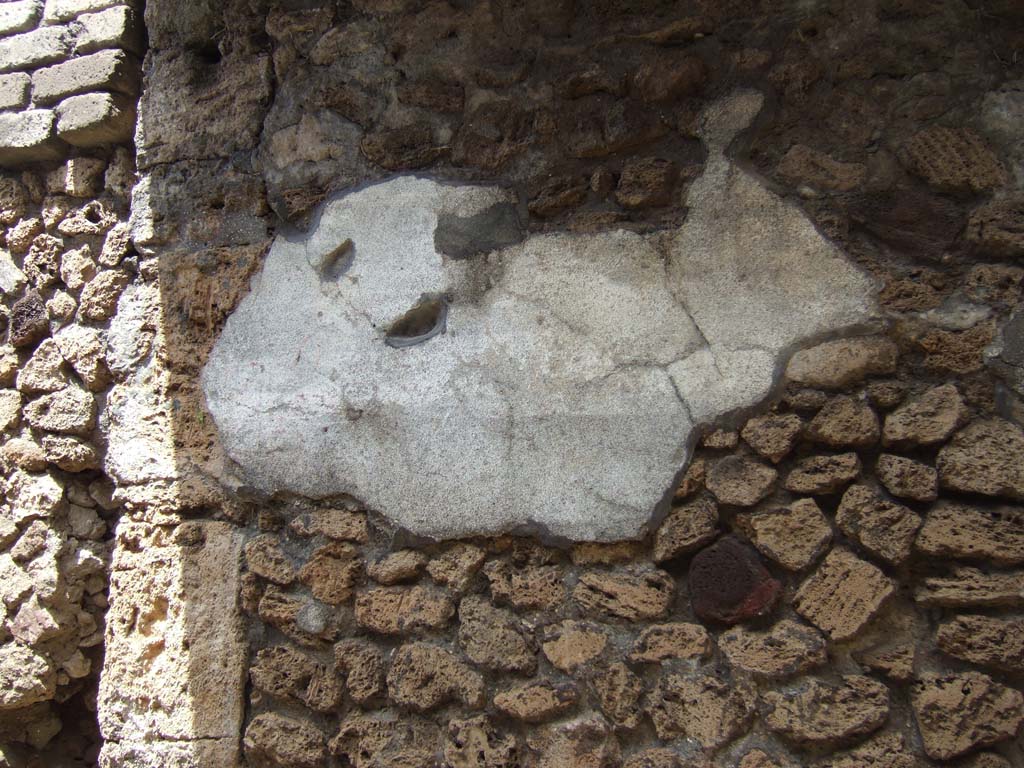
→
(0, 1, 43, 37)
(55, 91, 134, 146)
(0, 73, 28, 111)
(0, 109, 63, 165)
(43, 0, 124, 24)
(32, 49, 140, 105)
(74, 5, 142, 54)
(0, 25, 70, 73)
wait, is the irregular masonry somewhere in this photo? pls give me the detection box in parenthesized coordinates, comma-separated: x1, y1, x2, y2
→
(203, 92, 875, 541)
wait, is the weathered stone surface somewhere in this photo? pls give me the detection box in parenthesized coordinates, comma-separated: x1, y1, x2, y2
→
(741, 413, 803, 463)
(494, 679, 577, 722)
(458, 596, 535, 674)
(367, 550, 427, 585)
(387, 643, 484, 712)
(542, 621, 607, 672)
(0, 643, 56, 709)
(55, 92, 135, 146)
(854, 643, 915, 683)
(355, 585, 454, 635)
(32, 49, 140, 106)
(937, 615, 1024, 673)
(915, 567, 1024, 608)
(0, 72, 29, 111)
(702, 429, 738, 449)
(629, 622, 710, 663)
(0, 26, 70, 73)
(794, 548, 895, 640)
(574, 568, 674, 621)
(689, 536, 781, 624)
(333, 639, 386, 706)
(0, 109, 62, 165)
(250, 646, 316, 701)
(0, 1, 41, 36)
(882, 384, 968, 449)
(23, 384, 95, 434)
(646, 668, 756, 747)
(329, 711, 440, 768)
(525, 713, 620, 768)
(9, 290, 48, 347)
(706, 456, 777, 507)
(836, 484, 922, 566)
(615, 157, 677, 208)
(593, 662, 643, 728)
(938, 420, 1024, 500)
(289, 509, 368, 543)
(445, 716, 519, 768)
(16, 338, 66, 394)
(653, 496, 717, 562)
(3, 468, 63, 521)
(298, 542, 361, 605)
(900, 127, 1005, 195)
(623, 748, 686, 768)
(244, 534, 295, 585)
(41, 433, 99, 471)
(876, 454, 938, 502)
(744, 498, 832, 571)
(203, 92, 875, 541)
(814, 732, 922, 768)
(912, 672, 1024, 760)
(427, 543, 485, 592)
(486, 561, 565, 611)
(785, 337, 898, 390)
(916, 503, 1024, 566)
(719, 619, 827, 679)
(777, 144, 866, 192)
(75, 5, 143, 55)
(78, 268, 129, 321)
(243, 713, 327, 768)
(967, 197, 1024, 258)
(784, 453, 860, 495)
(764, 676, 889, 747)
(807, 395, 880, 449)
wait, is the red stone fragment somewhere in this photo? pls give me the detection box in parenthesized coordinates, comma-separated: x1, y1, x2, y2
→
(689, 536, 781, 625)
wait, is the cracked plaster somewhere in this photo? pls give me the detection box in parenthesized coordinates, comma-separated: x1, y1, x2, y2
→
(202, 92, 877, 541)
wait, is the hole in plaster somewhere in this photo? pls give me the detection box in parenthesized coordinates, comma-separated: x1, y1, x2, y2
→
(384, 294, 448, 348)
(319, 238, 354, 282)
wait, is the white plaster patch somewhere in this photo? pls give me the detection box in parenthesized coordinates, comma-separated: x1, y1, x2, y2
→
(202, 92, 877, 541)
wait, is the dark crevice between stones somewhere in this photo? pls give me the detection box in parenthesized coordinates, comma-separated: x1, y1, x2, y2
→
(434, 202, 524, 259)
(385, 294, 449, 349)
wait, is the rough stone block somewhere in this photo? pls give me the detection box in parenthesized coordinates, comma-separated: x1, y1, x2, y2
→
(0, 109, 63, 165)
(0, 24, 70, 73)
(55, 91, 134, 146)
(0, 1, 43, 37)
(0, 72, 29, 111)
(74, 5, 142, 54)
(32, 49, 140, 105)
(42, 0, 123, 24)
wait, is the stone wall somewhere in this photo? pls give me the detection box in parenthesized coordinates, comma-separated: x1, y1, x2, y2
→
(1, 0, 1024, 766)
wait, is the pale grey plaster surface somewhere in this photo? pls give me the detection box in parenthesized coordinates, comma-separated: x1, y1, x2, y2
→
(202, 92, 877, 541)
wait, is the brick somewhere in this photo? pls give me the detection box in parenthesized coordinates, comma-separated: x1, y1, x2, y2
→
(0, 25, 70, 73)
(74, 5, 142, 54)
(32, 49, 140, 105)
(55, 91, 133, 146)
(0, 109, 63, 165)
(0, 73, 28, 111)
(0, 1, 42, 37)
(42, 0, 123, 24)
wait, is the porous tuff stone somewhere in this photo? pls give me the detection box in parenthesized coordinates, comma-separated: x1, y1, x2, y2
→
(744, 498, 832, 571)
(794, 548, 895, 640)
(784, 453, 860, 495)
(243, 713, 327, 768)
(458, 596, 536, 674)
(915, 567, 1024, 608)
(541, 621, 608, 672)
(0, 109, 63, 165)
(836, 484, 922, 566)
(882, 383, 968, 449)
(967, 197, 1024, 258)
(763, 676, 889, 747)
(526, 713, 620, 768)
(916, 502, 1024, 566)
(494, 679, 578, 723)
(706, 455, 777, 506)
(573, 568, 675, 621)
(55, 92, 135, 146)
(900, 127, 1006, 195)
(814, 731, 921, 768)
(776, 144, 866, 191)
(629, 622, 710, 663)
(876, 454, 938, 502)
(646, 668, 757, 747)
(445, 716, 519, 768)
(911, 672, 1024, 760)
(689, 536, 781, 624)
(32, 50, 141, 106)
(202, 91, 875, 541)
(386, 643, 484, 712)
(653, 496, 718, 562)
(333, 640, 386, 706)
(741, 412, 803, 463)
(355, 585, 454, 635)
(807, 395, 880, 449)
(938, 419, 1024, 500)
(719, 619, 827, 679)
(785, 337, 898, 390)
(937, 615, 1024, 673)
